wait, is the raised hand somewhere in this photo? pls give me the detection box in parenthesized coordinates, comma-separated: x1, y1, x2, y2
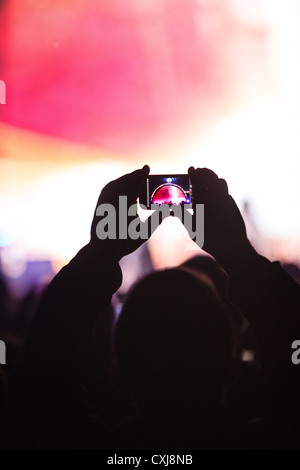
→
(90, 165, 159, 260)
(188, 167, 254, 264)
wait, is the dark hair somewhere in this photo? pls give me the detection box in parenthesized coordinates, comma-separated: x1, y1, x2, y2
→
(115, 267, 238, 413)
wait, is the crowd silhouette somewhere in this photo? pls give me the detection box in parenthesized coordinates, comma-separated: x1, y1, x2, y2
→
(1, 165, 299, 449)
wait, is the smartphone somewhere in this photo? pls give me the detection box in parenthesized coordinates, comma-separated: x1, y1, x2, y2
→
(139, 174, 192, 209)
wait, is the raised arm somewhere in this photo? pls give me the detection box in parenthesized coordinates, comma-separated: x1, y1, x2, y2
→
(9, 165, 154, 448)
(188, 167, 300, 431)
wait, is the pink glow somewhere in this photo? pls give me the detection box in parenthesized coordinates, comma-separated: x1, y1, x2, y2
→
(152, 184, 186, 205)
(0, 0, 234, 154)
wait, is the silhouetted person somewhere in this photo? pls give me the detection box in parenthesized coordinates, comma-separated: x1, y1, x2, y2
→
(6, 165, 300, 449)
(114, 267, 241, 449)
(180, 255, 265, 422)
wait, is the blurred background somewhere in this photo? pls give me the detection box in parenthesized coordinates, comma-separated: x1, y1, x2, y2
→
(0, 0, 300, 343)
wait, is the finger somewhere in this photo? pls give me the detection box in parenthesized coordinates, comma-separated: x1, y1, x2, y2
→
(114, 165, 149, 193)
(218, 178, 229, 195)
(127, 165, 150, 200)
(190, 169, 210, 202)
(189, 168, 219, 232)
(194, 168, 219, 190)
(100, 165, 150, 205)
(191, 168, 229, 196)
(136, 165, 150, 194)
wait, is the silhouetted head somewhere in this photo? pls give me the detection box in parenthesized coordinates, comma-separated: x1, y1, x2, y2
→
(115, 267, 239, 418)
(181, 255, 229, 297)
(181, 255, 244, 329)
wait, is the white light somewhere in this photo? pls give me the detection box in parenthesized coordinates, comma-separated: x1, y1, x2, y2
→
(0, 244, 28, 279)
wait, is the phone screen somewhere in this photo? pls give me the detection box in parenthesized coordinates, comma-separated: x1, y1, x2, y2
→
(140, 174, 192, 208)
